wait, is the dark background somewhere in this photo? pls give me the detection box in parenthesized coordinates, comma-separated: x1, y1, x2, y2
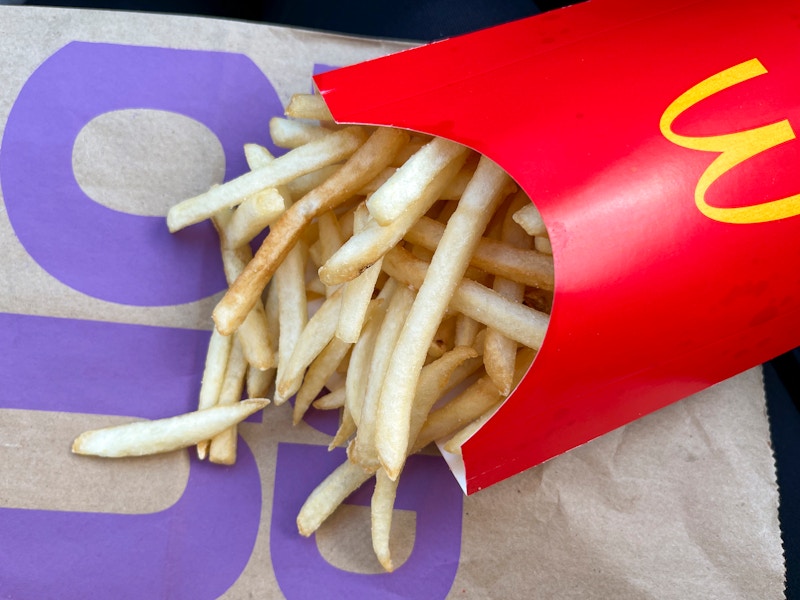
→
(15, 0, 798, 596)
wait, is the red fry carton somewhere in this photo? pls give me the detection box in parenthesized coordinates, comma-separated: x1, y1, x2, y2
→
(314, 0, 800, 493)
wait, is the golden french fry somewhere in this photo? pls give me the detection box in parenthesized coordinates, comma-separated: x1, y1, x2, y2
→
(454, 314, 480, 348)
(270, 116, 331, 148)
(366, 137, 471, 226)
(72, 399, 268, 458)
(213, 127, 409, 336)
(297, 458, 375, 537)
(285, 93, 334, 121)
(168, 126, 367, 233)
(375, 157, 514, 479)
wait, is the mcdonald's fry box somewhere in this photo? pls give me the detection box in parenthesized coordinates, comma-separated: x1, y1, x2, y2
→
(315, 0, 800, 494)
(0, 4, 785, 599)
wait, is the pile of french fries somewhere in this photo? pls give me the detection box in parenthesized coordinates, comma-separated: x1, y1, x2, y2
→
(72, 92, 554, 571)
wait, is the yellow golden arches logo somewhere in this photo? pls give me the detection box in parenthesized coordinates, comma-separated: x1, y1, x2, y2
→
(660, 58, 799, 224)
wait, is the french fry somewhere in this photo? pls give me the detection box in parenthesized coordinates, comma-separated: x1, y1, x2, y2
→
(318, 151, 470, 286)
(277, 288, 344, 400)
(213, 127, 409, 335)
(371, 468, 399, 572)
(225, 188, 285, 249)
(366, 137, 471, 226)
(212, 212, 276, 371)
(72, 399, 268, 458)
(349, 282, 415, 470)
(376, 156, 514, 480)
(484, 192, 533, 394)
(167, 126, 368, 233)
(336, 204, 384, 343)
(312, 384, 346, 410)
(270, 116, 331, 148)
(208, 336, 249, 465)
(296, 458, 375, 537)
(512, 201, 547, 237)
(382, 246, 549, 350)
(535, 236, 553, 255)
(414, 348, 536, 453)
(403, 215, 555, 290)
(196, 327, 234, 460)
(293, 337, 351, 425)
(285, 93, 334, 121)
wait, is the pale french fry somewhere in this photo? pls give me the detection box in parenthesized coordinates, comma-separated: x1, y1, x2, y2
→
(297, 459, 375, 537)
(208, 336, 249, 465)
(293, 337, 351, 425)
(285, 93, 334, 121)
(454, 314, 480, 348)
(286, 165, 340, 199)
(312, 385, 346, 410)
(535, 236, 553, 255)
(413, 348, 535, 452)
(376, 156, 514, 480)
(243, 143, 274, 169)
(225, 188, 286, 249)
(366, 137, 471, 226)
(213, 127, 409, 336)
(404, 215, 555, 290)
(407, 345, 480, 447)
(213, 213, 276, 371)
(336, 205, 384, 343)
(270, 116, 331, 148)
(371, 468, 399, 572)
(273, 211, 308, 405)
(317, 210, 346, 297)
(512, 201, 547, 237)
(343, 283, 392, 429)
(329, 407, 357, 450)
(72, 399, 268, 458)
(318, 153, 469, 286)
(168, 126, 367, 232)
(349, 283, 414, 470)
(383, 246, 549, 349)
(196, 327, 233, 413)
(484, 193, 532, 394)
(247, 365, 275, 400)
(442, 407, 496, 455)
(277, 289, 343, 400)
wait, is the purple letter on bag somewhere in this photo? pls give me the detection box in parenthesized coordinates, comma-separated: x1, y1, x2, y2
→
(0, 41, 281, 305)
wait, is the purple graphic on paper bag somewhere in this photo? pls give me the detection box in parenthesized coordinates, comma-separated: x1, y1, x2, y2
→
(271, 444, 463, 599)
(0, 42, 281, 305)
(0, 312, 263, 599)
